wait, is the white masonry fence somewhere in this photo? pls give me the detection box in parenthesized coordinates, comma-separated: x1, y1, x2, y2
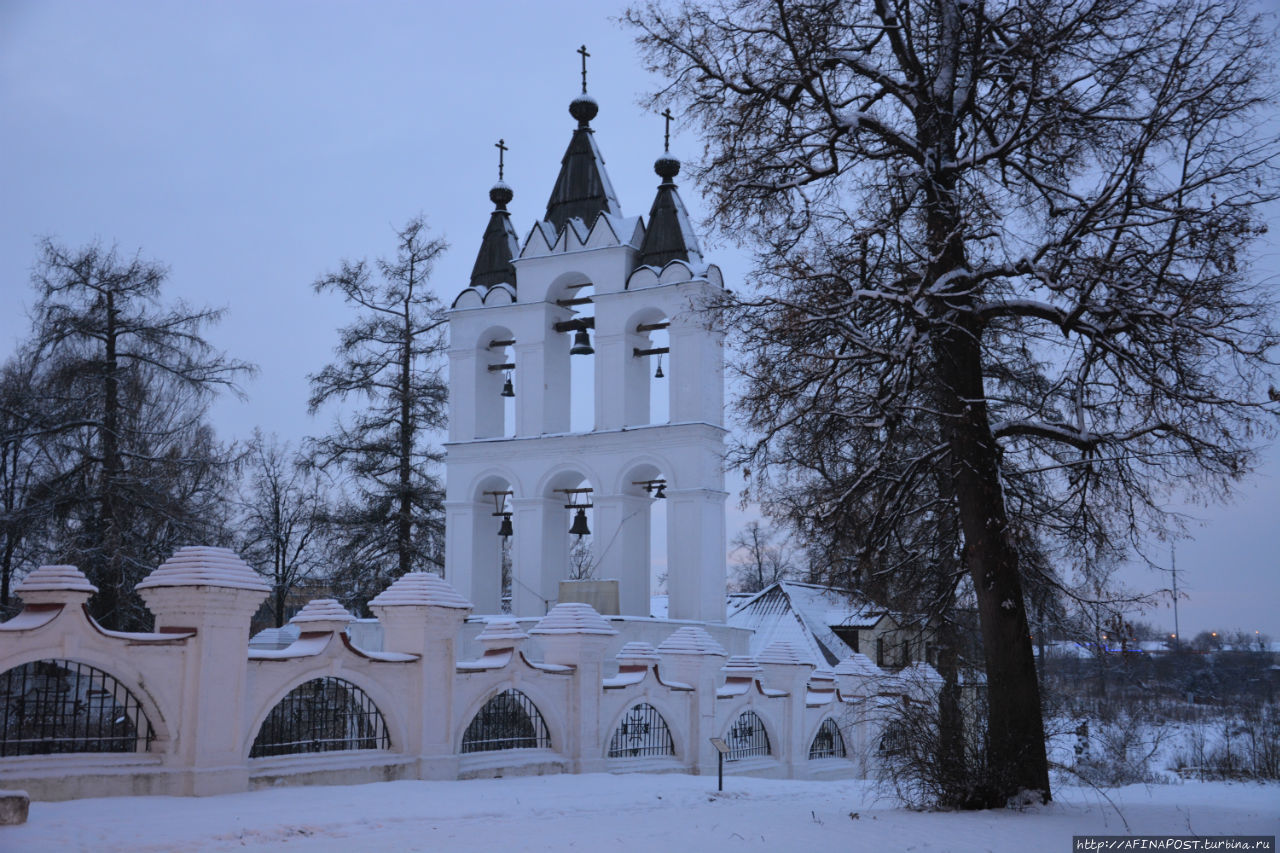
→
(0, 547, 938, 801)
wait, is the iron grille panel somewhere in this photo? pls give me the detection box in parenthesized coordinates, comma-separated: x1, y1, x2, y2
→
(607, 703, 675, 758)
(725, 709, 770, 761)
(461, 689, 551, 753)
(250, 677, 390, 758)
(0, 659, 154, 756)
(808, 718, 846, 759)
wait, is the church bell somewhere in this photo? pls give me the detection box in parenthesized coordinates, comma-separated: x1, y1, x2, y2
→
(570, 328, 594, 356)
(569, 507, 591, 537)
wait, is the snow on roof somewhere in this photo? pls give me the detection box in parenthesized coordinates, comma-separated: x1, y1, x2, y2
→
(16, 564, 97, 595)
(530, 602, 618, 636)
(834, 654, 882, 678)
(616, 641, 661, 665)
(475, 617, 529, 648)
(290, 599, 355, 626)
(757, 641, 811, 667)
(136, 546, 270, 593)
(727, 581, 886, 668)
(657, 626, 727, 657)
(721, 655, 762, 676)
(369, 572, 472, 610)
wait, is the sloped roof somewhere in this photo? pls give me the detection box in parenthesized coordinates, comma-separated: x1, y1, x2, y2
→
(544, 97, 621, 234)
(636, 156, 701, 268)
(469, 183, 520, 290)
(727, 581, 888, 668)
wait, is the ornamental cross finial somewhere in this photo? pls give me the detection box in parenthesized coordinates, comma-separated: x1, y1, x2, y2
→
(578, 44, 590, 94)
(662, 108, 674, 153)
(495, 138, 508, 181)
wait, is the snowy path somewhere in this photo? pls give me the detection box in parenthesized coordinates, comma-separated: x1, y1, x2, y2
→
(2, 774, 1275, 852)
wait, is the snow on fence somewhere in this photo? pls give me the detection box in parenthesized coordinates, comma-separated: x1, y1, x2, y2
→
(0, 547, 927, 801)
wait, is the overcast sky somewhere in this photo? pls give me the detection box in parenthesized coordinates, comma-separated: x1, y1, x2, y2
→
(2, 0, 1276, 640)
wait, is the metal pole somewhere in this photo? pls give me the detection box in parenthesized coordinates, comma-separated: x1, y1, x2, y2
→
(1172, 545, 1181, 652)
(718, 751, 723, 792)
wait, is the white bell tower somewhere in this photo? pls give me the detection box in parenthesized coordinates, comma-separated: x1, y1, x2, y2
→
(444, 79, 728, 623)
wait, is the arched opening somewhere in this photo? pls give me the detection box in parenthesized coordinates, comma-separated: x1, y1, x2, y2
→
(476, 327, 515, 439)
(809, 718, 846, 759)
(250, 677, 390, 758)
(612, 461, 669, 615)
(625, 308, 670, 427)
(461, 689, 552, 753)
(0, 659, 154, 756)
(475, 475, 516, 613)
(566, 284, 595, 433)
(607, 703, 675, 758)
(725, 709, 771, 761)
(556, 475, 596, 583)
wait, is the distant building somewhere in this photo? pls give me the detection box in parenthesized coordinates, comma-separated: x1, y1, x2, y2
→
(727, 581, 927, 669)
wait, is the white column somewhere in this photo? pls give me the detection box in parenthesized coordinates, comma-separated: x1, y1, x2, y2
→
(447, 349, 478, 441)
(511, 496, 567, 616)
(665, 487, 728, 622)
(591, 492, 651, 616)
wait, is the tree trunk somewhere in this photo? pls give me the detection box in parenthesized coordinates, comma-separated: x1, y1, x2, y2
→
(99, 287, 123, 627)
(935, 320, 1051, 805)
(397, 290, 413, 578)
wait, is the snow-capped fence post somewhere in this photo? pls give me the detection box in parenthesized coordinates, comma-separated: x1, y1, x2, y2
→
(135, 547, 269, 796)
(656, 627, 728, 775)
(530, 603, 618, 773)
(369, 572, 473, 780)
(756, 642, 815, 777)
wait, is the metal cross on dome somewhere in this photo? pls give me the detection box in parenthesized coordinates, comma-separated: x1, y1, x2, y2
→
(662, 108, 674, 153)
(495, 138, 508, 181)
(578, 44, 590, 93)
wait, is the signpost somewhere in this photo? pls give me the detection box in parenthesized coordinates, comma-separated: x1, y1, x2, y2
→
(709, 737, 729, 792)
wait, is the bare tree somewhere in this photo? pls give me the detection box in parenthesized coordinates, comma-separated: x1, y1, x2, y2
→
(237, 431, 330, 627)
(29, 240, 252, 629)
(307, 216, 449, 613)
(630, 0, 1279, 806)
(729, 520, 793, 592)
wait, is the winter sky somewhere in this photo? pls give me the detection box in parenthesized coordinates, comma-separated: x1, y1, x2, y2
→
(2, 1, 1277, 639)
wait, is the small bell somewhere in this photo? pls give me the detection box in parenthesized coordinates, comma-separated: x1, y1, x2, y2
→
(498, 514, 513, 538)
(654, 354, 664, 379)
(570, 327, 594, 356)
(569, 507, 591, 537)
(501, 374, 515, 397)
(654, 482, 666, 499)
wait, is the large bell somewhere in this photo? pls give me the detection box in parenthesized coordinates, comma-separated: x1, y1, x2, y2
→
(569, 507, 591, 537)
(501, 375, 515, 397)
(653, 482, 666, 499)
(570, 327, 594, 356)
(498, 514, 513, 538)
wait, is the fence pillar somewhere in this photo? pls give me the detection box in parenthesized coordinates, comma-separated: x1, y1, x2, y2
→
(531, 603, 618, 773)
(369, 572, 473, 780)
(656, 626, 728, 775)
(135, 547, 269, 796)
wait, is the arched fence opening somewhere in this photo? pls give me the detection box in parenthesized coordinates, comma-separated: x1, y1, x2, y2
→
(725, 709, 770, 761)
(0, 659, 154, 756)
(461, 689, 552, 753)
(250, 677, 390, 758)
(808, 718, 846, 759)
(607, 703, 675, 758)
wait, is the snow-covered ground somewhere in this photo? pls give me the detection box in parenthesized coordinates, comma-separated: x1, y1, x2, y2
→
(3, 774, 1276, 852)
